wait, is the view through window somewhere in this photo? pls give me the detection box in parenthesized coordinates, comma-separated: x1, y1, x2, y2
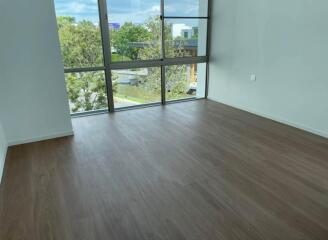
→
(55, 0, 210, 114)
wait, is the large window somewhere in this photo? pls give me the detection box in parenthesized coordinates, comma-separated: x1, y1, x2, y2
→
(107, 0, 161, 62)
(164, 18, 207, 58)
(166, 63, 206, 101)
(112, 67, 161, 108)
(55, 0, 108, 113)
(65, 71, 108, 113)
(55, 0, 210, 114)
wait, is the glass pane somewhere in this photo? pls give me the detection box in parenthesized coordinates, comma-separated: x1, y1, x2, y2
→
(65, 71, 108, 113)
(164, 0, 208, 17)
(54, 0, 103, 68)
(165, 19, 207, 58)
(112, 67, 161, 108)
(108, 0, 161, 62)
(165, 63, 206, 101)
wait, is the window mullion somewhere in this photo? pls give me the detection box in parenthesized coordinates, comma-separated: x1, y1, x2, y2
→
(205, 0, 212, 98)
(98, 0, 115, 112)
(160, 0, 166, 104)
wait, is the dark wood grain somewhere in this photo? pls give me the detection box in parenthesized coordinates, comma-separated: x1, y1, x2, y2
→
(1, 100, 328, 240)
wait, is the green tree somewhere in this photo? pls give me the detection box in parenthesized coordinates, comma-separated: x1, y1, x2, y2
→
(66, 72, 108, 112)
(57, 16, 108, 112)
(111, 22, 151, 60)
(138, 17, 190, 100)
(57, 16, 103, 67)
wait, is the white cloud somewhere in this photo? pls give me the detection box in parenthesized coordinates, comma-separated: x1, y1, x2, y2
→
(69, 2, 87, 14)
(109, 4, 160, 24)
(151, 5, 160, 12)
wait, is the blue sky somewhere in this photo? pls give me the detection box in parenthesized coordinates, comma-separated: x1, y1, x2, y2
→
(54, 0, 206, 24)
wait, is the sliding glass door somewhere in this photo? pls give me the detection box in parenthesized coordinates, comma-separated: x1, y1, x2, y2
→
(54, 0, 210, 114)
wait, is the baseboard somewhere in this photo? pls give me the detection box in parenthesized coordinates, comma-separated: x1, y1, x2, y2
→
(208, 96, 328, 139)
(8, 130, 74, 146)
(0, 144, 8, 184)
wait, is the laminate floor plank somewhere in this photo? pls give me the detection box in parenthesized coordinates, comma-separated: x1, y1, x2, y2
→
(1, 100, 328, 240)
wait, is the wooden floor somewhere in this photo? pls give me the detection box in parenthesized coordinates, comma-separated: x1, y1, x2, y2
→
(1, 100, 328, 240)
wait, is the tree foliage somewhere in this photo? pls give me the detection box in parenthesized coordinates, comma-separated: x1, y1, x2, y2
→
(138, 18, 189, 99)
(57, 16, 108, 112)
(111, 22, 151, 60)
(66, 72, 108, 112)
(57, 16, 103, 67)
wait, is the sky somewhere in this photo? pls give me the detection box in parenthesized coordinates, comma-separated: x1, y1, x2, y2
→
(54, 0, 207, 25)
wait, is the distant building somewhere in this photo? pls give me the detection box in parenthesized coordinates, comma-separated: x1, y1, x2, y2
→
(181, 27, 198, 39)
(109, 23, 120, 30)
(192, 27, 198, 37)
(181, 29, 193, 39)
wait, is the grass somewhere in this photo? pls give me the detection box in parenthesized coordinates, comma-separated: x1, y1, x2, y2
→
(114, 84, 195, 104)
(114, 84, 160, 104)
(111, 53, 131, 62)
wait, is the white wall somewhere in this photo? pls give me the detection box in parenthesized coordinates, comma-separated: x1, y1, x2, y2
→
(0, 0, 73, 145)
(209, 0, 328, 138)
(0, 120, 7, 182)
